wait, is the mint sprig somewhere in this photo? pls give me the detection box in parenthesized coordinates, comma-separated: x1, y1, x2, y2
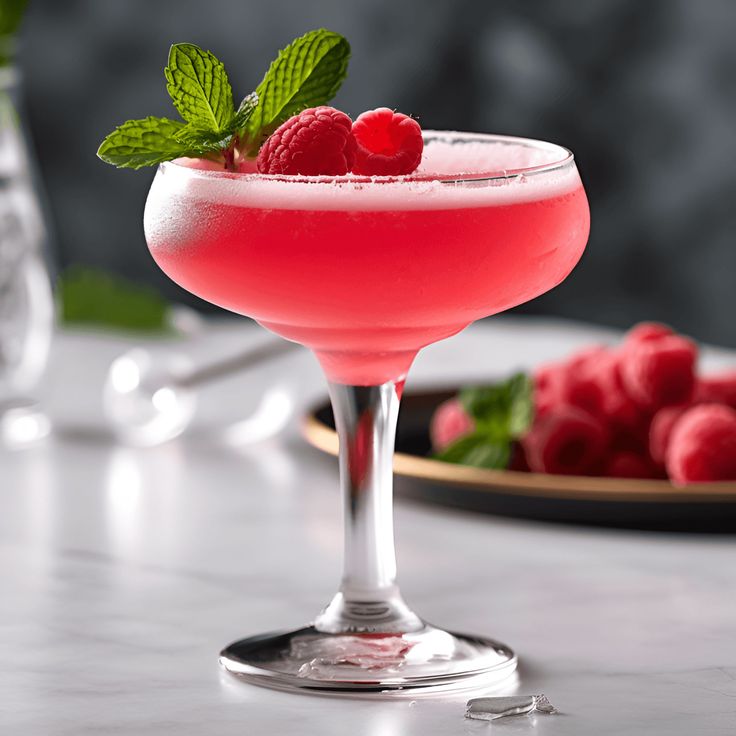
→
(434, 373, 534, 470)
(97, 29, 350, 171)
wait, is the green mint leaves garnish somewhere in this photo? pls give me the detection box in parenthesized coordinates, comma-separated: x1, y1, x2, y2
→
(97, 29, 350, 171)
(434, 373, 534, 470)
(244, 30, 350, 154)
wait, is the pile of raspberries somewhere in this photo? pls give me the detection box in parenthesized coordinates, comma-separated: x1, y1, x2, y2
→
(256, 106, 423, 177)
(432, 323, 736, 485)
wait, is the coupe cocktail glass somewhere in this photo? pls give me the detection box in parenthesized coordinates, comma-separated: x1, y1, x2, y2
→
(144, 132, 590, 694)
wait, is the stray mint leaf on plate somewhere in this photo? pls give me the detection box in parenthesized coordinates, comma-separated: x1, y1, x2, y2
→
(164, 43, 234, 133)
(434, 373, 534, 471)
(435, 433, 511, 470)
(460, 373, 534, 440)
(506, 373, 534, 437)
(244, 29, 350, 152)
(97, 117, 194, 169)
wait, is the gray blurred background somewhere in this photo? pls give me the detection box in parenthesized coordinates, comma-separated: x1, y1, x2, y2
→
(17, 0, 736, 346)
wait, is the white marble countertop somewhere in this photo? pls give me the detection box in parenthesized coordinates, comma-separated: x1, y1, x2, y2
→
(2, 318, 736, 735)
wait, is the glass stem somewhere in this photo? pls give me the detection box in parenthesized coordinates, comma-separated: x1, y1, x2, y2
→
(314, 380, 424, 635)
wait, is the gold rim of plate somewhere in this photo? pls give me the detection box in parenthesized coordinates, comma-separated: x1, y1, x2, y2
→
(302, 410, 736, 504)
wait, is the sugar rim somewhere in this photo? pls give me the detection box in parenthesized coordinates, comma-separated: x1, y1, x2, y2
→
(160, 130, 575, 185)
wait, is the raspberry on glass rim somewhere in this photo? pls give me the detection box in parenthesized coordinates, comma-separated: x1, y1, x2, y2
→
(256, 106, 356, 176)
(256, 105, 424, 177)
(351, 107, 424, 176)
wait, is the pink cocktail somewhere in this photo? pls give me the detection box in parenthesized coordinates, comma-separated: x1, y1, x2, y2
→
(144, 132, 590, 693)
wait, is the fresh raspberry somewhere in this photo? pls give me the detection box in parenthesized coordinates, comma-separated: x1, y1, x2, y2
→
(574, 348, 644, 432)
(430, 398, 474, 451)
(534, 348, 644, 435)
(623, 322, 673, 347)
(522, 406, 608, 476)
(619, 335, 697, 411)
(600, 372, 645, 433)
(533, 362, 567, 418)
(560, 346, 611, 418)
(560, 369, 606, 419)
(695, 371, 736, 408)
(567, 345, 610, 371)
(604, 451, 657, 479)
(534, 361, 565, 394)
(256, 106, 355, 176)
(666, 404, 736, 484)
(351, 108, 423, 176)
(649, 405, 691, 466)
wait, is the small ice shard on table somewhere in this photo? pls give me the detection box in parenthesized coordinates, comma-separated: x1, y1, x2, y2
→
(465, 694, 558, 721)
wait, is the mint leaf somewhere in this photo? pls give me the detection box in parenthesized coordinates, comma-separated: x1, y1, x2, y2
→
(507, 373, 534, 437)
(244, 29, 350, 152)
(435, 433, 511, 470)
(165, 43, 234, 132)
(460, 372, 534, 440)
(231, 92, 259, 135)
(433, 373, 533, 471)
(97, 117, 194, 169)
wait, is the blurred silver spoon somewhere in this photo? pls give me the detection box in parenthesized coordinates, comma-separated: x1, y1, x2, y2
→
(103, 338, 299, 447)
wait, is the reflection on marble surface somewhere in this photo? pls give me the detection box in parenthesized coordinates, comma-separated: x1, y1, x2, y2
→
(2, 319, 736, 734)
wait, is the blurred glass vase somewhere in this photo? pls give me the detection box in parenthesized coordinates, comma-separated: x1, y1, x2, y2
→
(0, 55, 54, 420)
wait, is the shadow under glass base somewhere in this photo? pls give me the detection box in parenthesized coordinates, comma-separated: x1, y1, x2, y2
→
(220, 624, 517, 695)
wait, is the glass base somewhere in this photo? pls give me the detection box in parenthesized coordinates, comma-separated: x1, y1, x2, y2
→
(220, 624, 517, 695)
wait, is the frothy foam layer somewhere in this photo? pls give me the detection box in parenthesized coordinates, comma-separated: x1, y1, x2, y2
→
(160, 132, 580, 212)
(415, 135, 565, 176)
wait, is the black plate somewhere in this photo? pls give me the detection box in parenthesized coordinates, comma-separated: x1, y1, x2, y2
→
(303, 389, 736, 533)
